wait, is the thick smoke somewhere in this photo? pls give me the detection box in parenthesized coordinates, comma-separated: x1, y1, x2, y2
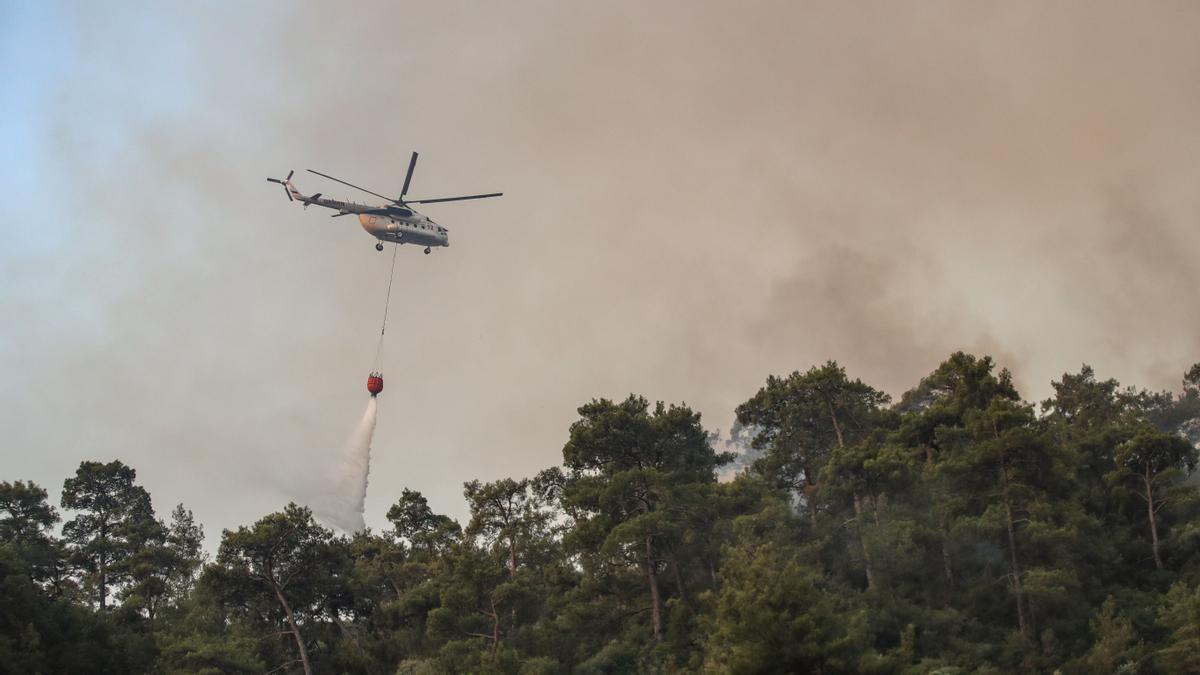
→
(5, 2, 1200, 541)
(314, 397, 377, 533)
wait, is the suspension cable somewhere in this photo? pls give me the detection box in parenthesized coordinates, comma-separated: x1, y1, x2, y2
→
(373, 244, 399, 370)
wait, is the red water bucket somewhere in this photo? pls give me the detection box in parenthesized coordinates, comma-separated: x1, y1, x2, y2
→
(367, 373, 384, 396)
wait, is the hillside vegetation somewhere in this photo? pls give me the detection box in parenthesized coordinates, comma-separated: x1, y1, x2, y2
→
(3, 353, 1200, 674)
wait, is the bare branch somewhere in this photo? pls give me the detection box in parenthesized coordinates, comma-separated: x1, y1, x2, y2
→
(264, 658, 302, 675)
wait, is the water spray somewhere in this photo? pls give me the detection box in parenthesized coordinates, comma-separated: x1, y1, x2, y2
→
(316, 245, 399, 533)
(322, 396, 377, 533)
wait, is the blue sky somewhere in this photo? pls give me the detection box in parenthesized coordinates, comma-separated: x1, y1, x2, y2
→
(3, 3, 68, 252)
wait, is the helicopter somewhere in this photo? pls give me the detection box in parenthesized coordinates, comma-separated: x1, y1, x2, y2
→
(267, 152, 501, 254)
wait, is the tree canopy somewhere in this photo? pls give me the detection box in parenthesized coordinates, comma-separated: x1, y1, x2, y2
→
(2, 355, 1199, 673)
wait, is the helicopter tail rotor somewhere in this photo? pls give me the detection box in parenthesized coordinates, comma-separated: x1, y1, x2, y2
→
(267, 170, 296, 201)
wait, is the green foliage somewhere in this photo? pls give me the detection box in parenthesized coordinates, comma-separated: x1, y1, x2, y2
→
(737, 361, 889, 511)
(703, 539, 866, 673)
(120, 504, 204, 620)
(1108, 427, 1199, 571)
(4, 355, 1200, 672)
(0, 480, 58, 545)
(388, 488, 463, 555)
(0, 545, 158, 673)
(1067, 596, 1146, 674)
(0, 480, 63, 589)
(1155, 581, 1200, 673)
(464, 475, 559, 575)
(61, 460, 159, 610)
(561, 395, 731, 652)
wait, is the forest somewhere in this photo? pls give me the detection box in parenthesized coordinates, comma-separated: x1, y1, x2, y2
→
(3, 352, 1200, 674)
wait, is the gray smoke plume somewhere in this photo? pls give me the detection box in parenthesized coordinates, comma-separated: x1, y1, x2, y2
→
(6, 2, 1200, 544)
(314, 397, 376, 533)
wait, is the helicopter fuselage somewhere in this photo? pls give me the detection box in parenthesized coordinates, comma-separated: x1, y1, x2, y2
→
(359, 212, 448, 249)
(278, 182, 450, 250)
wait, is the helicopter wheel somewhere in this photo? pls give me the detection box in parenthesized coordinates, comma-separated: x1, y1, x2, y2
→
(424, 247, 431, 255)
(375, 242, 384, 252)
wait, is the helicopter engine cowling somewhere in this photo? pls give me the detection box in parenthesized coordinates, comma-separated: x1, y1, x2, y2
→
(359, 214, 392, 238)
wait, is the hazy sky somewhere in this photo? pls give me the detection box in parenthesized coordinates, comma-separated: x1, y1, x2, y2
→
(3, 1, 1198, 543)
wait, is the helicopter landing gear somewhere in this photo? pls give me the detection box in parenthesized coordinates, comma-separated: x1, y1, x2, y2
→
(375, 242, 384, 252)
(424, 247, 431, 255)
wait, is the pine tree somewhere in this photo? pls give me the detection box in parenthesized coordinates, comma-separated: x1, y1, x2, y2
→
(60, 460, 158, 609)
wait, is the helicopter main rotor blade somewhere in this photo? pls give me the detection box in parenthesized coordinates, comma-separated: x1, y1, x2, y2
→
(407, 192, 503, 204)
(306, 169, 392, 202)
(400, 152, 418, 201)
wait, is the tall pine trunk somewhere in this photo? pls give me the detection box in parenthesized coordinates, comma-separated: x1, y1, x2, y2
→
(669, 553, 689, 607)
(854, 493, 876, 590)
(98, 554, 107, 610)
(491, 597, 501, 654)
(645, 535, 663, 642)
(270, 581, 313, 675)
(98, 521, 108, 610)
(827, 399, 876, 591)
(1145, 464, 1164, 570)
(999, 456, 1028, 640)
